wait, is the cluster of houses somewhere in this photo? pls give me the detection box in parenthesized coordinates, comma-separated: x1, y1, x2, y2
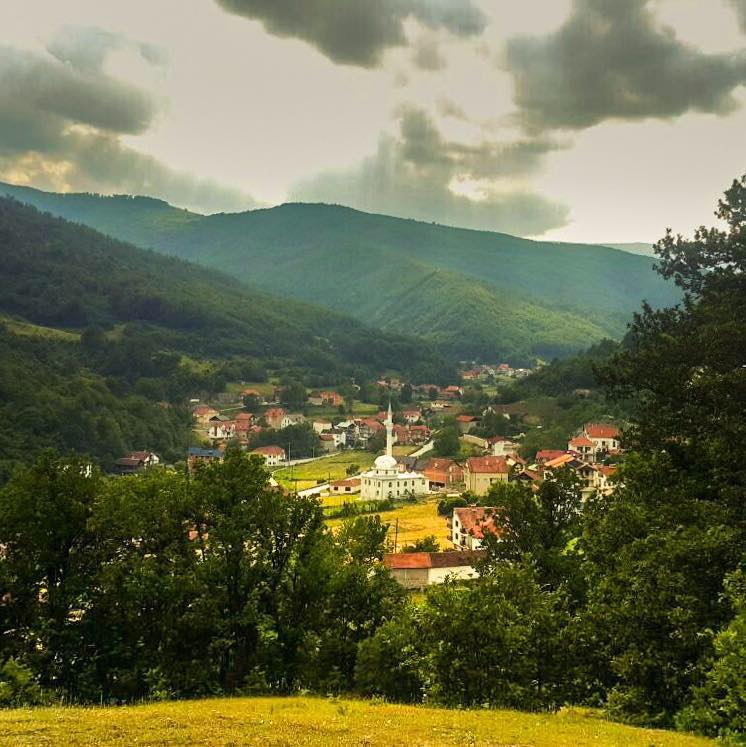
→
(460, 362, 533, 380)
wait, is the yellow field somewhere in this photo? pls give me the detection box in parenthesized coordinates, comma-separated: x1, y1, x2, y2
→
(327, 497, 450, 550)
(0, 696, 714, 746)
(273, 451, 374, 491)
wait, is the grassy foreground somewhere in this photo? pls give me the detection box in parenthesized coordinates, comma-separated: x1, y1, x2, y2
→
(0, 696, 714, 746)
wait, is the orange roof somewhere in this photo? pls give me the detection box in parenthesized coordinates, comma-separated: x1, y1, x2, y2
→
(535, 449, 567, 462)
(465, 456, 509, 474)
(384, 550, 485, 570)
(235, 412, 253, 421)
(544, 453, 577, 469)
(453, 507, 501, 540)
(330, 478, 361, 488)
(456, 415, 476, 422)
(569, 436, 594, 448)
(585, 423, 620, 439)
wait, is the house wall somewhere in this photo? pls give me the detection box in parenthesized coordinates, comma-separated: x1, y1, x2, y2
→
(428, 565, 479, 584)
(467, 471, 508, 496)
(391, 568, 429, 590)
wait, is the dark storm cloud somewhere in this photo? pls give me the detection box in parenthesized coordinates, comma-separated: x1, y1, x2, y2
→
(504, 0, 746, 131)
(214, 0, 486, 67)
(0, 41, 255, 214)
(291, 106, 569, 236)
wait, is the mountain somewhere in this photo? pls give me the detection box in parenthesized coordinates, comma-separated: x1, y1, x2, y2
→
(601, 242, 656, 256)
(0, 198, 453, 478)
(0, 182, 680, 362)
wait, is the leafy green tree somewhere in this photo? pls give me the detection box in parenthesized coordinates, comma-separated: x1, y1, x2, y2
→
(402, 536, 439, 553)
(279, 380, 307, 410)
(433, 425, 460, 457)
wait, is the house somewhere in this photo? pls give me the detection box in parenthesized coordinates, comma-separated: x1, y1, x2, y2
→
(408, 424, 431, 444)
(535, 449, 568, 464)
(455, 414, 478, 434)
(451, 507, 501, 550)
(422, 458, 464, 491)
(285, 412, 306, 426)
(583, 423, 622, 454)
(318, 433, 337, 453)
(486, 436, 519, 457)
(187, 447, 223, 472)
(208, 415, 236, 440)
(402, 409, 421, 424)
(463, 456, 510, 496)
(329, 477, 361, 495)
(308, 391, 324, 406)
(568, 435, 595, 461)
(241, 388, 265, 403)
(312, 420, 333, 434)
(321, 391, 344, 407)
(384, 551, 484, 590)
(113, 450, 159, 475)
(264, 408, 290, 430)
(250, 446, 286, 466)
(192, 405, 219, 425)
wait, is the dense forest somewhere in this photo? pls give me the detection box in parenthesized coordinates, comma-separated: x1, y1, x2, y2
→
(0, 199, 455, 477)
(0, 182, 679, 363)
(0, 176, 744, 741)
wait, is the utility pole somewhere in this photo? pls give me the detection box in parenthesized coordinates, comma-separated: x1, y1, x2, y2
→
(394, 518, 399, 553)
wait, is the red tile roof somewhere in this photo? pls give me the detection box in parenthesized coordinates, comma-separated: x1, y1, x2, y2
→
(453, 507, 502, 540)
(384, 550, 485, 570)
(535, 449, 567, 462)
(584, 423, 621, 439)
(465, 456, 509, 474)
(456, 415, 476, 422)
(569, 436, 594, 448)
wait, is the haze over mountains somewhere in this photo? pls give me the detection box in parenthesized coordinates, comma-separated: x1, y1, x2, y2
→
(0, 181, 678, 362)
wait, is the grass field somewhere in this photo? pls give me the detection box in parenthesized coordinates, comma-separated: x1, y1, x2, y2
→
(273, 451, 374, 491)
(327, 497, 450, 550)
(1, 316, 80, 342)
(0, 696, 714, 746)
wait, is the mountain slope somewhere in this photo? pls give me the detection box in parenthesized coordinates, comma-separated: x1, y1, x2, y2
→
(0, 182, 679, 361)
(0, 198, 453, 477)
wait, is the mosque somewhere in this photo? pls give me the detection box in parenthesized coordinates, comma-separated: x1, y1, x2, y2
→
(360, 403, 429, 500)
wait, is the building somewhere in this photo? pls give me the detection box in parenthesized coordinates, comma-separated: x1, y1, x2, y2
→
(360, 403, 428, 500)
(208, 415, 236, 440)
(455, 414, 478, 433)
(422, 458, 464, 491)
(113, 450, 160, 475)
(264, 408, 291, 430)
(451, 507, 501, 550)
(329, 477, 361, 495)
(312, 420, 333, 434)
(402, 409, 421, 424)
(251, 446, 286, 466)
(568, 435, 595, 461)
(318, 433, 337, 453)
(583, 423, 622, 454)
(187, 447, 223, 472)
(384, 551, 484, 590)
(487, 436, 519, 457)
(463, 456, 510, 496)
(193, 405, 219, 425)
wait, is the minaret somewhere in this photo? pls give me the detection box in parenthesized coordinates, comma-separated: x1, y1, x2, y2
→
(385, 400, 394, 458)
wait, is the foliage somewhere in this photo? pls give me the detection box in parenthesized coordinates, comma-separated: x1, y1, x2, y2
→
(433, 424, 460, 457)
(0, 182, 679, 363)
(401, 535, 440, 553)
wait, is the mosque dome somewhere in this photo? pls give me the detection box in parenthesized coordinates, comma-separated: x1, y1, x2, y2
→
(374, 454, 398, 471)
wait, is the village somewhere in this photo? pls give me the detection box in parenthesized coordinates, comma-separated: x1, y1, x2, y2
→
(110, 362, 622, 591)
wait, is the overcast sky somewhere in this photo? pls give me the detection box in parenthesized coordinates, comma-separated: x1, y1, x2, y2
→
(2, 0, 746, 242)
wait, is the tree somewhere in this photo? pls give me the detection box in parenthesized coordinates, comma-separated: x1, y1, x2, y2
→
(402, 536, 439, 553)
(480, 469, 584, 594)
(433, 424, 460, 457)
(279, 380, 307, 410)
(400, 383, 413, 404)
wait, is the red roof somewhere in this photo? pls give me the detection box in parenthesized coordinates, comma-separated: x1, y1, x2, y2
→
(384, 550, 485, 570)
(235, 412, 253, 421)
(456, 415, 476, 423)
(453, 507, 501, 540)
(569, 436, 594, 448)
(535, 450, 567, 462)
(331, 478, 361, 488)
(465, 456, 509, 474)
(584, 423, 620, 439)
(193, 405, 217, 415)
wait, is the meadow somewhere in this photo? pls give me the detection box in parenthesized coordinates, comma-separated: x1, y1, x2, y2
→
(272, 450, 374, 491)
(0, 696, 714, 746)
(326, 496, 450, 550)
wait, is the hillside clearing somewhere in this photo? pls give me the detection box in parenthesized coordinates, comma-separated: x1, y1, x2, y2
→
(0, 696, 714, 746)
(273, 450, 374, 491)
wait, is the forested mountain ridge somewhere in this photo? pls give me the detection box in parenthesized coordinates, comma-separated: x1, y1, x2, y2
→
(0, 198, 453, 477)
(0, 182, 679, 362)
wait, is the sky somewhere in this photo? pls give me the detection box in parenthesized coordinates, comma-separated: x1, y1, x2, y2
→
(2, 0, 746, 243)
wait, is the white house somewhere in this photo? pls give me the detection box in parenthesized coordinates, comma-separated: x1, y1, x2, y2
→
(383, 551, 483, 590)
(250, 446, 286, 466)
(451, 506, 501, 551)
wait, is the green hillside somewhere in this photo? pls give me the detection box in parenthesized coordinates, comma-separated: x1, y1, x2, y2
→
(0, 182, 679, 362)
(0, 198, 452, 477)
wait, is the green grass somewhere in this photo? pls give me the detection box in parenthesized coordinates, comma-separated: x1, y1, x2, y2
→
(273, 450, 374, 491)
(0, 696, 714, 746)
(0, 315, 79, 342)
